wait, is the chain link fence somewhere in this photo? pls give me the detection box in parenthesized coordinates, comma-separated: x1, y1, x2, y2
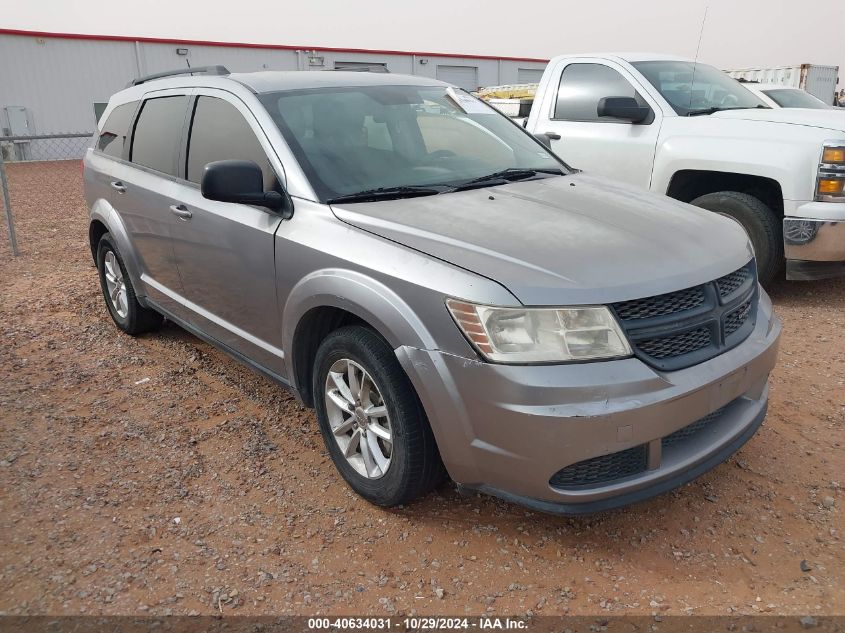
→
(0, 133, 94, 256)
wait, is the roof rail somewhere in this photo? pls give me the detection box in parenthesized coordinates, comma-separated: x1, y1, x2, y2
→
(127, 65, 230, 87)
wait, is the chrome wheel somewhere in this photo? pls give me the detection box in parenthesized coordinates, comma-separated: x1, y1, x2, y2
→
(103, 250, 128, 319)
(324, 358, 393, 479)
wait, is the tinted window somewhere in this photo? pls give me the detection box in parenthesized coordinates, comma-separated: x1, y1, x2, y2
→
(186, 97, 275, 188)
(131, 96, 189, 176)
(554, 63, 647, 121)
(97, 101, 138, 158)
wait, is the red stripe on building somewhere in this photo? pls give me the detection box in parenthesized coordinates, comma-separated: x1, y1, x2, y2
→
(0, 28, 549, 63)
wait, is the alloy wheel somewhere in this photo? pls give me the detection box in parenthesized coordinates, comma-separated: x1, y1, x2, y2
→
(103, 250, 129, 319)
(324, 358, 393, 479)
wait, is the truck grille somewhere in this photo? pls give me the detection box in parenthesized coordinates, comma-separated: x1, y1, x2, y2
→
(611, 261, 757, 371)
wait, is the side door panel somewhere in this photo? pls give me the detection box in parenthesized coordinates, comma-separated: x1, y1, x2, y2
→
(538, 59, 662, 189)
(168, 92, 285, 373)
(116, 92, 192, 309)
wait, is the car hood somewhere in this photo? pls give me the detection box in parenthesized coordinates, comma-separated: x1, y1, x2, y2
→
(331, 173, 754, 305)
(711, 107, 845, 132)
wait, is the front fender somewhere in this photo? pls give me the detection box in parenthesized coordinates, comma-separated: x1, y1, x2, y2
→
(651, 124, 821, 201)
(90, 200, 148, 303)
(281, 268, 439, 380)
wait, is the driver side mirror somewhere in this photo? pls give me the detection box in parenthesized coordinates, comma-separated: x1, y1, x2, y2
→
(597, 96, 652, 123)
(201, 160, 292, 217)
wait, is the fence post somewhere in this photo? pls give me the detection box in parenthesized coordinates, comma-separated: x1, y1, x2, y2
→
(0, 148, 19, 256)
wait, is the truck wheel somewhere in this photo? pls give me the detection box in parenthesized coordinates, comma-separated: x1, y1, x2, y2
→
(689, 191, 783, 285)
(96, 233, 163, 335)
(312, 325, 446, 507)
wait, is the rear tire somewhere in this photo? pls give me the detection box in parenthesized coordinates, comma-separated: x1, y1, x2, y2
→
(313, 325, 445, 507)
(689, 191, 783, 285)
(96, 233, 163, 335)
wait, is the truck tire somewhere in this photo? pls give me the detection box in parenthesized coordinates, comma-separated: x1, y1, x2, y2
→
(312, 325, 446, 507)
(689, 191, 783, 285)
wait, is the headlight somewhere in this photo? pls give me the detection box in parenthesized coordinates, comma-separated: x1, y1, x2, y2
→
(816, 142, 845, 201)
(446, 299, 632, 363)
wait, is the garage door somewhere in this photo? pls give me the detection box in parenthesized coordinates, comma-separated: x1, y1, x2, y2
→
(436, 65, 479, 91)
(517, 68, 544, 84)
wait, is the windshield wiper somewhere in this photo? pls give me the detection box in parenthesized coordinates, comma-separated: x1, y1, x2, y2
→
(453, 167, 563, 191)
(686, 104, 771, 117)
(327, 185, 443, 204)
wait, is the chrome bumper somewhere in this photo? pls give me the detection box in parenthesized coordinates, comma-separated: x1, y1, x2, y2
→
(784, 218, 845, 280)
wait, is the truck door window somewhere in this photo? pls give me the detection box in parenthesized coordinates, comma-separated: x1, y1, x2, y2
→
(130, 96, 189, 176)
(554, 63, 647, 122)
(186, 96, 276, 190)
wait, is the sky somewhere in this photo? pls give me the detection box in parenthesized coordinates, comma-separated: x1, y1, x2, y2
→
(3, 0, 843, 87)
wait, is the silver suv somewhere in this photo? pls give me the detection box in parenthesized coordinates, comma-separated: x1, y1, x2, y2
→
(84, 67, 781, 514)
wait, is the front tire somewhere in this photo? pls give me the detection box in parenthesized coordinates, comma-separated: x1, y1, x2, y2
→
(689, 191, 783, 285)
(96, 233, 163, 335)
(313, 325, 445, 506)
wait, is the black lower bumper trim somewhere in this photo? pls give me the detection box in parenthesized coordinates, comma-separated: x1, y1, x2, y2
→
(463, 402, 767, 516)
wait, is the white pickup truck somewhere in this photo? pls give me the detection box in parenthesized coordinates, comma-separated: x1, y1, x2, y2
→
(522, 54, 845, 283)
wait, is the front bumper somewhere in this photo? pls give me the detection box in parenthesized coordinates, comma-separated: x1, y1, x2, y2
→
(397, 292, 781, 514)
(783, 201, 845, 280)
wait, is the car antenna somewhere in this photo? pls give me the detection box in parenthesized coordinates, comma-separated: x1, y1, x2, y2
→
(688, 4, 709, 113)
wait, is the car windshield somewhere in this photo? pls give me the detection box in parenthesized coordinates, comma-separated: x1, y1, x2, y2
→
(632, 60, 767, 116)
(763, 88, 830, 109)
(258, 85, 567, 202)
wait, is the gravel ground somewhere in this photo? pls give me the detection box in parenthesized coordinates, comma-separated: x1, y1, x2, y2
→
(0, 161, 843, 617)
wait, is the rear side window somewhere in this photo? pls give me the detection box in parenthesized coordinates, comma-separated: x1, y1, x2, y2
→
(554, 63, 648, 121)
(97, 101, 138, 158)
(186, 96, 275, 189)
(130, 96, 189, 176)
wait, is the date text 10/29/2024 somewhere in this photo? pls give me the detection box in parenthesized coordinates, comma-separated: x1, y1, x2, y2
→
(307, 618, 529, 630)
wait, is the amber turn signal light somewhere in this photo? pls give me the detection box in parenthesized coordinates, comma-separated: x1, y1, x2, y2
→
(822, 147, 845, 164)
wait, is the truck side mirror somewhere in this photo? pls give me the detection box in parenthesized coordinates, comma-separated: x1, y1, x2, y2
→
(597, 96, 652, 123)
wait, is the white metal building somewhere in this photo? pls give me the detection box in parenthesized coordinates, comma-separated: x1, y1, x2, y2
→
(0, 29, 549, 139)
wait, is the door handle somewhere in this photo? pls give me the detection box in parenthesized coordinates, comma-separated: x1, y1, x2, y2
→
(110, 180, 126, 194)
(544, 132, 562, 140)
(169, 204, 193, 220)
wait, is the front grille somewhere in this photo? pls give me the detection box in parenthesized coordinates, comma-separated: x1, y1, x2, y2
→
(549, 444, 648, 489)
(637, 327, 711, 359)
(716, 267, 750, 298)
(611, 261, 757, 371)
(725, 300, 753, 337)
(613, 286, 705, 320)
(549, 401, 737, 491)
(662, 404, 728, 448)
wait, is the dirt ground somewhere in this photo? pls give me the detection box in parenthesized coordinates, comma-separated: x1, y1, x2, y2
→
(1, 161, 843, 617)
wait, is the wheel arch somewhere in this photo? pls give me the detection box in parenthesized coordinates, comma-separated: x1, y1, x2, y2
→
(283, 269, 439, 407)
(89, 201, 147, 302)
(665, 169, 785, 217)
